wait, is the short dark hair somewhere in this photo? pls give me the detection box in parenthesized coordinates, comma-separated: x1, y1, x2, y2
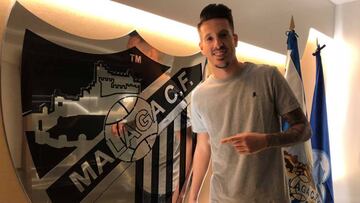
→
(197, 4, 234, 31)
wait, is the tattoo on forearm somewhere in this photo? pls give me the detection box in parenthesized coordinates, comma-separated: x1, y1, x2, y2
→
(267, 108, 311, 148)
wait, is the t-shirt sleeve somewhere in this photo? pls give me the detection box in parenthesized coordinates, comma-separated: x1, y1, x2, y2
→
(190, 90, 207, 133)
(271, 67, 300, 116)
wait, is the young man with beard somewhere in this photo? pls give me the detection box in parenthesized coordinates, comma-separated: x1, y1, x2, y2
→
(189, 4, 311, 203)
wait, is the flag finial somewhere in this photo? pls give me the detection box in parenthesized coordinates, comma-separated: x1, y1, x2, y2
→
(313, 38, 326, 56)
(289, 16, 295, 30)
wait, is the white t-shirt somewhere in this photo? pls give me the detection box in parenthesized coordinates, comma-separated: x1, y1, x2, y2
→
(191, 62, 299, 203)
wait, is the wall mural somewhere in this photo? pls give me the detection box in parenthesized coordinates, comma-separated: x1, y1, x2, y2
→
(1, 2, 204, 202)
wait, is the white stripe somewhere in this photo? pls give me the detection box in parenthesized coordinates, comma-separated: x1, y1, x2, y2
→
(284, 50, 306, 113)
(284, 49, 313, 165)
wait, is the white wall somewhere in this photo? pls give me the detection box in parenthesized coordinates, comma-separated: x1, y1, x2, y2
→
(330, 1, 360, 202)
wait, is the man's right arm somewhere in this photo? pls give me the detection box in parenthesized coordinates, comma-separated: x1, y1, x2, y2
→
(188, 132, 211, 203)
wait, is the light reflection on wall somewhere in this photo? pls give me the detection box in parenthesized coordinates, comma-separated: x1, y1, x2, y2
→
(303, 28, 348, 182)
(236, 42, 286, 71)
(17, 0, 286, 68)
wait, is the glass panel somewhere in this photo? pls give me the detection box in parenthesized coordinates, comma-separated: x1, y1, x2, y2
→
(1, 2, 204, 202)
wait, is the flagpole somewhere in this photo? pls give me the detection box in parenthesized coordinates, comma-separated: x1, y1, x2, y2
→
(282, 16, 321, 203)
(311, 42, 333, 203)
(289, 15, 295, 31)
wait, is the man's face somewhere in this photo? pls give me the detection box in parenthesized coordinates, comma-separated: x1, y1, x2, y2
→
(198, 18, 238, 69)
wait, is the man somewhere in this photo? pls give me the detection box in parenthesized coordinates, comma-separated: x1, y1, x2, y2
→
(189, 4, 311, 203)
(111, 32, 193, 203)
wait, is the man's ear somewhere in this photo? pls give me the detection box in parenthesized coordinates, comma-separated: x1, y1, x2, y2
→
(233, 33, 238, 47)
(199, 41, 204, 54)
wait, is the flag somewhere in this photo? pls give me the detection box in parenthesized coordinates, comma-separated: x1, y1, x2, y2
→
(282, 18, 321, 203)
(311, 43, 334, 203)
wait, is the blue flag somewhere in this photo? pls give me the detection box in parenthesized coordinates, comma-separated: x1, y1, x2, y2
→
(284, 30, 306, 114)
(283, 29, 320, 203)
(311, 43, 334, 203)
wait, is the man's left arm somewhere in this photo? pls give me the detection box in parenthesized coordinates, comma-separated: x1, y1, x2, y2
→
(221, 107, 311, 154)
(266, 107, 311, 148)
